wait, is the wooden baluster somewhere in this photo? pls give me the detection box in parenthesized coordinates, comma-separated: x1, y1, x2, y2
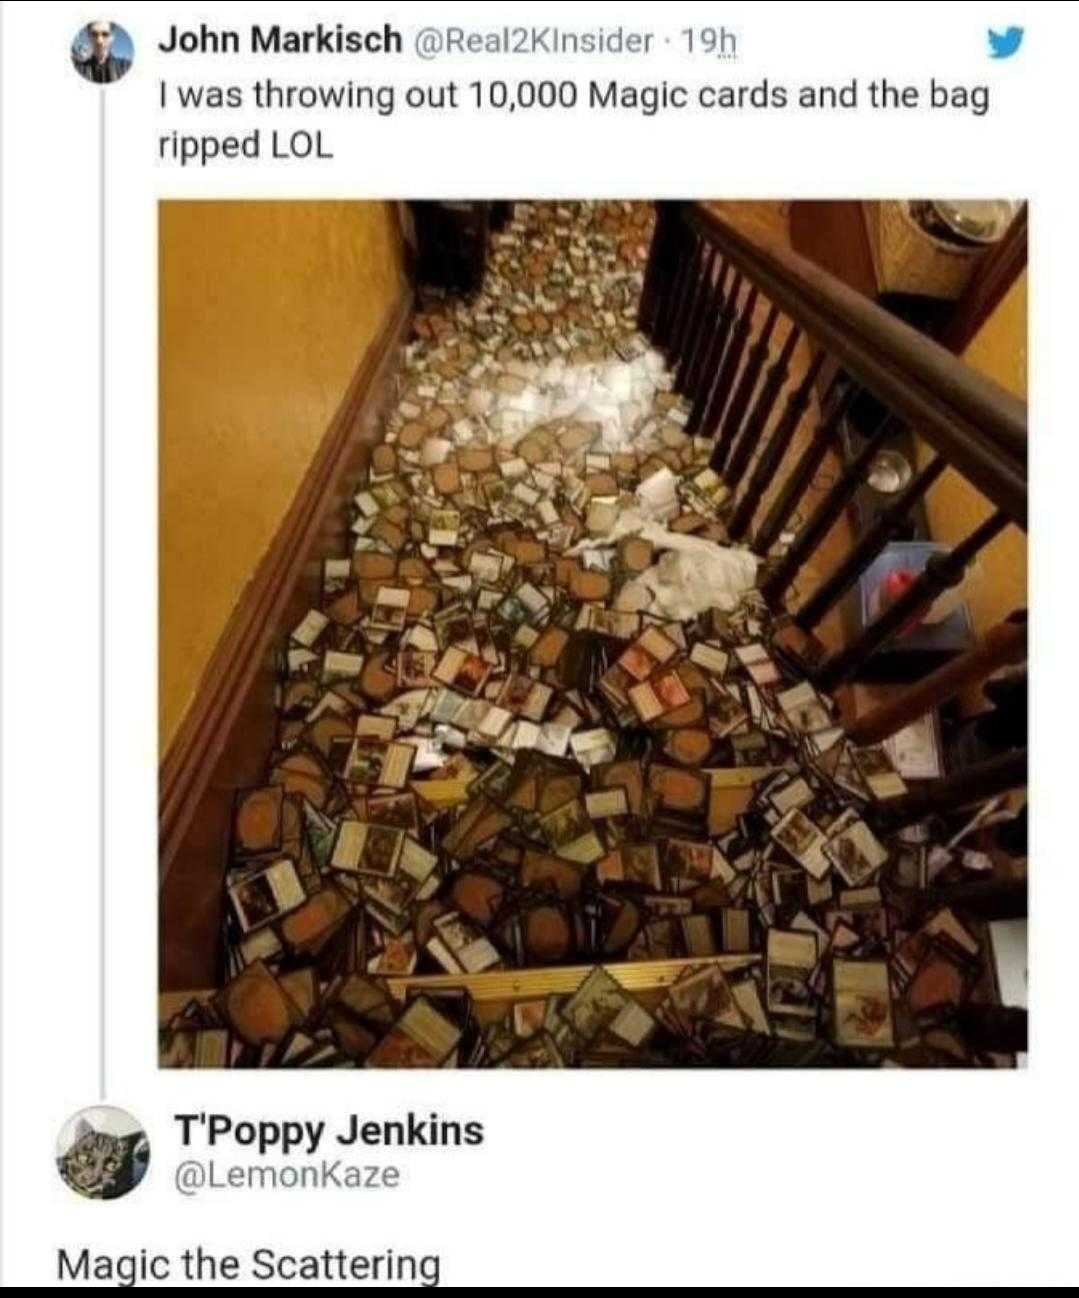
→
(711, 304, 780, 473)
(816, 509, 1011, 691)
(729, 349, 823, 540)
(723, 321, 801, 492)
(848, 618, 1027, 745)
(687, 269, 741, 434)
(699, 285, 759, 442)
(638, 202, 683, 338)
(675, 246, 720, 393)
(753, 384, 855, 557)
(872, 748, 1027, 831)
(760, 414, 897, 606)
(650, 217, 693, 351)
(665, 233, 704, 366)
(658, 232, 701, 357)
(683, 257, 728, 399)
(792, 455, 948, 632)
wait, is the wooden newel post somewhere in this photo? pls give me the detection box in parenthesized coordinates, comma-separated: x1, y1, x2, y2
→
(847, 620, 1028, 746)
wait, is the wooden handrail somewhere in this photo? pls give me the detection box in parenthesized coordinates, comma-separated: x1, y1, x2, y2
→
(848, 620, 1027, 745)
(681, 202, 1028, 528)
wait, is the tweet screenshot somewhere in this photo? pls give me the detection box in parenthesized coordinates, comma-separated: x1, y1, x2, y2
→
(0, 0, 1074, 1286)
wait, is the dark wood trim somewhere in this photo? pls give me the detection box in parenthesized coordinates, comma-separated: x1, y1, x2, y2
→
(847, 620, 1027, 746)
(159, 288, 412, 990)
(940, 203, 1028, 355)
(683, 204, 1028, 528)
(873, 749, 1028, 832)
(789, 200, 878, 300)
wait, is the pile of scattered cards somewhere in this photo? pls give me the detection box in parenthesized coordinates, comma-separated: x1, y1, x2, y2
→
(161, 202, 1015, 1069)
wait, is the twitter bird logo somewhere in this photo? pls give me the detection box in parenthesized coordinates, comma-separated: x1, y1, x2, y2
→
(988, 27, 1024, 58)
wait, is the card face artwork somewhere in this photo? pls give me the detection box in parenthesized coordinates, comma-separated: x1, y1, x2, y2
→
(832, 959, 895, 1049)
(628, 669, 690, 723)
(767, 929, 819, 1019)
(825, 815, 888, 887)
(370, 587, 411, 633)
(427, 910, 501, 975)
(366, 998, 462, 1069)
(539, 798, 604, 864)
(330, 821, 404, 877)
(433, 646, 492, 697)
(560, 967, 643, 1045)
(617, 626, 679, 681)
(771, 808, 831, 880)
(428, 509, 461, 547)
(664, 964, 745, 1031)
(228, 858, 306, 934)
(851, 745, 908, 800)
(776, 681, 832, 735)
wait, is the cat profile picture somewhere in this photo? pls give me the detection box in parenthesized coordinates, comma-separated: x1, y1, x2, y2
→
(56, 1107, 149, 1201)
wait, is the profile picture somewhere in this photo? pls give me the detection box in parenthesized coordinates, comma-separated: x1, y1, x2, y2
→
(56, 1106, 149, 1201)
(70, 21, 135, 84)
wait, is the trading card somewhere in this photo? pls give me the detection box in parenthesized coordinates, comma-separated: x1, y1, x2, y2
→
(832, 959, 895, 1050)
(366, 931, 417, 976)
(369, 586, 411, 633)
(766, 928, 820, 1019)
(429, 910, 501, 974)
(228, 858, 306, 935)
(776, 681, 832, 735)
(365, 792, 419, 834)
(559, 967, 634, 1043)
(628, 669, 690, 723)
(690, 641, 730, 677)
(584, 788, 629, 820)
(769, 776, 814, 815)
(681, 915, 717, 956)
(570, 728, 618, 770)
(851, 744, 908, 800)
(664, 964, 745, 1031)
(433, 646, 492, 697)
(291, 609, 330, 649)
(343, 739, 388, 787)
(618, 626, 679, 681)
(539, 797, 604, 864)
(378, 741, 417, 790)
(233, 784, 284, 856)
(330, 820, 404, 877)
(433, 602, 474, 649)
(513, 999, 549, 1040)
(771, 808, 831, 880)
(397, 646, 435, 689)
(734, 643, 781, 688)
(824, 815, 889, 887)
(428, 509, 461, 547)
(322, 650, 365, 684)
(366, 998, 462, 1069)
(355, 713, 398, 743)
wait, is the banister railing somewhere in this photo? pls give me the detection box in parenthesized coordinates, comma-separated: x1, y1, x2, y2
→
(645, 202, 1027, 524)
(639, 200, 1028, 819)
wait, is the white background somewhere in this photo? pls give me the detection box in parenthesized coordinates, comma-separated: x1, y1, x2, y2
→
(1, 0, 1075, 1286)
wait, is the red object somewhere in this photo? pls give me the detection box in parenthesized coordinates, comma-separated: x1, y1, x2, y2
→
(877, 569, 924, 636)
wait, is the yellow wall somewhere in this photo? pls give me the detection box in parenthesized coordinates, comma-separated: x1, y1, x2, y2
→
(921, 269, 1028, 633)
(160, 200, 406, 754)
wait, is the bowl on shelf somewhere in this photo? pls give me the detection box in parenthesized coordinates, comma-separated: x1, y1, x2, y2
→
(867, 448, 913, 495)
